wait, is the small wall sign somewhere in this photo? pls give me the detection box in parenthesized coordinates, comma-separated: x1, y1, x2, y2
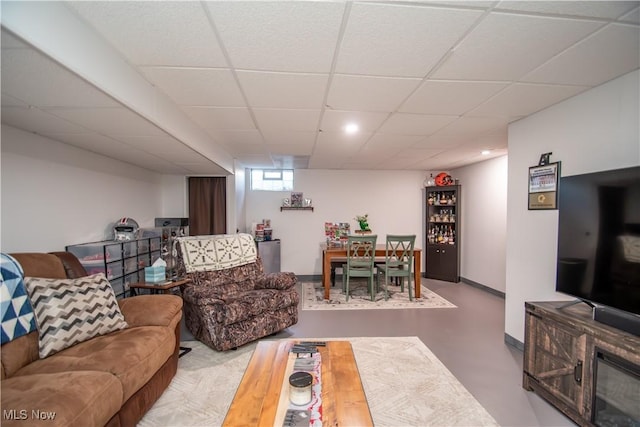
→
(528, 162, 560, 210)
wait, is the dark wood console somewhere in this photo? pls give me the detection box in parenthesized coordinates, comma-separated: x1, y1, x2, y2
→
(523, 301, 640, 427)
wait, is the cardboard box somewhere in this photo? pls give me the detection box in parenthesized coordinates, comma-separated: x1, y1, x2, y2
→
(144, 266, 166, 283)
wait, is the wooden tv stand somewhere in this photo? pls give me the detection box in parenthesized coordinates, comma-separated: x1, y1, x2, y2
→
(523, 301, 640, 427)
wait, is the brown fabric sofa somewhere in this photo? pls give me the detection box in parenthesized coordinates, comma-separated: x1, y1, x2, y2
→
(1, 252, 183, 427)
(177, 248, 299, 351)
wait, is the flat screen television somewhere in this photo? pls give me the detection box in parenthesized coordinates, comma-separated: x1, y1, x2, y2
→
(556, 166, 640, 335)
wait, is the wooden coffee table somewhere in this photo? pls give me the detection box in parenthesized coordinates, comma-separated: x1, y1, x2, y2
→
(223, 340, 373, 426)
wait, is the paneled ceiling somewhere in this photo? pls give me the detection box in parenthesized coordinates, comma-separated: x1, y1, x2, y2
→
(1, 1, 639, 175)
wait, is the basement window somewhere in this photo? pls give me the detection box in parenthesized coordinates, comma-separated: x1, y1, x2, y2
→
(251, 169, 294, 191)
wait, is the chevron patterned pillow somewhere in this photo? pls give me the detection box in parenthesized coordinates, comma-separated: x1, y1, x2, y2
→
(24, 273, 128, 358)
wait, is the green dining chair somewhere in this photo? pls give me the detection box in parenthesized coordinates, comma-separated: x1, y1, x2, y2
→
(378, 235, 416, 301)
(342, 234, 378, 301)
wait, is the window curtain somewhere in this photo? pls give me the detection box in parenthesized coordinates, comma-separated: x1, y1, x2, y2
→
(188, 177, 226, 236)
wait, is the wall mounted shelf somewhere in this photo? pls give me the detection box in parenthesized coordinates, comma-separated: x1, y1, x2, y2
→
(280, 206, 314, 212)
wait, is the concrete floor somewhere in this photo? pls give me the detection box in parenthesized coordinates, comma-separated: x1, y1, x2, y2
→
(181, 278, 576, 427)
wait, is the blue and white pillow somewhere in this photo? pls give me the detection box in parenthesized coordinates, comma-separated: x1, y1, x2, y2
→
(1, 253, 36, 344)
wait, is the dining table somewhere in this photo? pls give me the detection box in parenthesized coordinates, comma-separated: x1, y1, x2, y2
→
(321, 243, 422, 300)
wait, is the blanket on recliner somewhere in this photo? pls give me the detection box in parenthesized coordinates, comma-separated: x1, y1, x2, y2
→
(177, 233, 257, 273)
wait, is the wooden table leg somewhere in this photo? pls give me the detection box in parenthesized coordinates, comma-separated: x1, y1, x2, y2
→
(323, 251, 331, 299)
(414, 254, 421, 298)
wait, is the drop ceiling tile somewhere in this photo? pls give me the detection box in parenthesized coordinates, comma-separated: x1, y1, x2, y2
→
(365, 133, 425, 149)
(619, 6, 640, 24)
(271, 155, 310, 169)
(226, 143, 268, 156)
(47, 107, 167, 136)
(432, 12, 604, 81)
(413, 134, 466, 150)
(308, 155, 345, 169)
(253, 109, 321, 132)
(327, 75, 421, 112)
(68, 1, 227, 67)
(336, 3, 482, 77)
(181, 107, 255, 131)
(378, 113, 457, 135)
(237, 71, 328, 109)
(420, 1, 495, 8)
(352, 145, 403, 163)
(1, 49, 119, 108)
(457, 129, 509, 150)
(216, 129, 264, 146)
(394, 147, 443, 160)
(316, 130, 372, 151)
(320, 110, 389, 132)
(141, 67, 244, 107)
(522, 24, 640, 87)
(495, 1, 639, 20)
(470, 83, 590, 118)
(261, 131, 317, 146)
(2, 106, 89, 134)
(234, 154, 275, 168)
(400, 80, 509, 115)
(265, 143, 313, 156)
(1, 93, 28, 107)
(430, 116, 509, 141)
(207, 1, 345, 72)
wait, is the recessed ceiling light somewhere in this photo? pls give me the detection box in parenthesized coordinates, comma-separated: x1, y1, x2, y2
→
(344, 123, 359, 134)
(481, 150, 491, 155)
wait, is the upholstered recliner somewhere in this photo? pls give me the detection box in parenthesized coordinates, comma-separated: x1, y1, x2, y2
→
(176, 234, 299, 351)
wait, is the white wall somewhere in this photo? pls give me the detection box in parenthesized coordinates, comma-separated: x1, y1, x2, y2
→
(160, 175, 188, 218)
(452, 155, 508, 293)
(245, 169, 426, 274)
(505, 70, 640, 343)
(1, 125, 164, 252)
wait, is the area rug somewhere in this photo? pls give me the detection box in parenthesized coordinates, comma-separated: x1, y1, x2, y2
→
(301, 281, 456, 310)
(138, 337, 497, 427)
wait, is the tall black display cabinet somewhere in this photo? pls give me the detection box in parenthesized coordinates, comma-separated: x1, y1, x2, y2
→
(425, 185, 460, 282)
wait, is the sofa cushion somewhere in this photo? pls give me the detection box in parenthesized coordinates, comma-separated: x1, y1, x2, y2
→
(1, 254, 37, 345)
(217, 288, 299, 326)
(13, 325, 176, 402)
(1, 370, 122, 427)
(24, 273, 128, 358)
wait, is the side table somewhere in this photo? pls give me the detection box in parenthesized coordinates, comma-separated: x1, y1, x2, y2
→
(128, 278, 192, 357)
(129, 278, 190, 296)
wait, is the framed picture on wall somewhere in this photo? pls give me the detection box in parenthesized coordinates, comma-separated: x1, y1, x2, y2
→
(528, 162, 560, 210)
(291, 192, 303, 207)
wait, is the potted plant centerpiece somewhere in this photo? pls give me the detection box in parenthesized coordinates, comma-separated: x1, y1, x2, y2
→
(354, 214, 372, 234)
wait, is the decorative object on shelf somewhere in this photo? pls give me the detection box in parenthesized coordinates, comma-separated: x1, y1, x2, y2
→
(434, 172, 453, 186)
(423, 173, 435, 187)
(282, 198, 291, 207)
(303, 198, 312, 207)
(354, 214, 371, 232)
(528, 161, 560, 210)
(291, 192, 303, 207)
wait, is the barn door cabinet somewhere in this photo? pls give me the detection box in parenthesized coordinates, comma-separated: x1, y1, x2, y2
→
(523, 301, 640, 427)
